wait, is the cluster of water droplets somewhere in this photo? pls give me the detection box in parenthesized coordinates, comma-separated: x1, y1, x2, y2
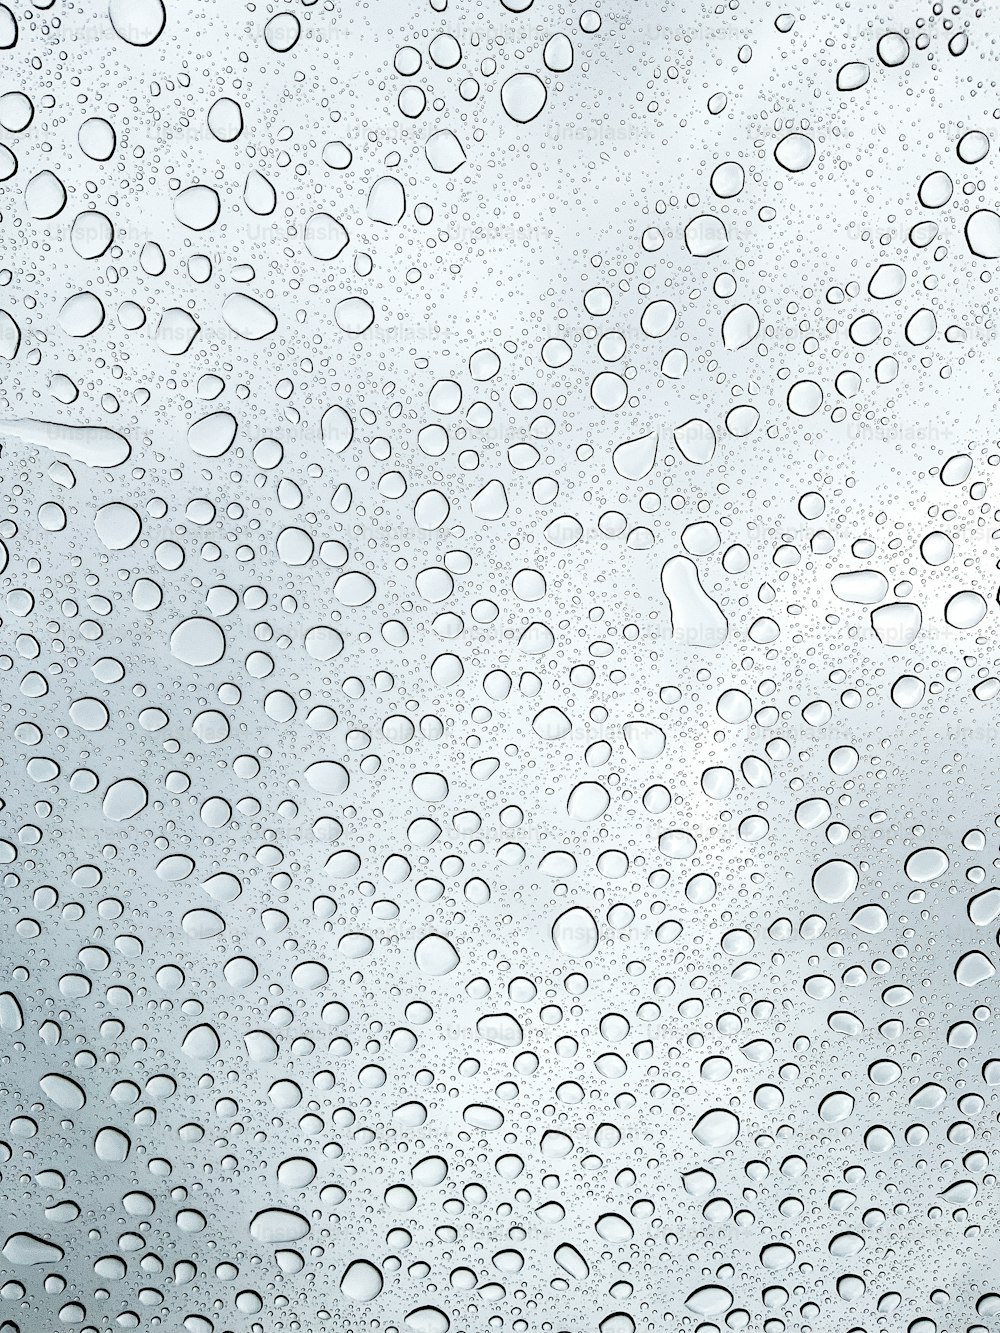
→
(1, 0, 1000, 1331)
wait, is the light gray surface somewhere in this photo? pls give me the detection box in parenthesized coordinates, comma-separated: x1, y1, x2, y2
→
(0, 1, 999, 1330)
